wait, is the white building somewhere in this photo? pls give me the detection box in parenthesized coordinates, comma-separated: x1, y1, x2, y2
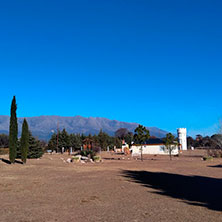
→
(177, 128, 187, 151)
(121, 140, 129, 151)
(130, 138, 179, 156)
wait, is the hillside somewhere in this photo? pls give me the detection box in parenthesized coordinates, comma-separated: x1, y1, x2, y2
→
(0, 115, 168, 140)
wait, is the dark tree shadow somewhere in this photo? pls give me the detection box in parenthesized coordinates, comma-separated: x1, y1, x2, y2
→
(122, 170, 222, 212)
(15, 160, 24, 164)
(0, 158, 11, 164)
(208, 164, 222, 168)
(0, 158, 23, 165)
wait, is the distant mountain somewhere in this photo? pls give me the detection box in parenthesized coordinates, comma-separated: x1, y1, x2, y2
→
(0, 115, 168, 140)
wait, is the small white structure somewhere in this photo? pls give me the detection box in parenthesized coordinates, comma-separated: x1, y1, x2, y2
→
(130, 138, 179, 156)
(122, 140, 129, 151)
(177, 128, 187, 151)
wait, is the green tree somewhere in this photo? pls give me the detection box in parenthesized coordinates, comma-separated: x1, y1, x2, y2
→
(59, 129, 70, 153)
(98, 129, 109, 151)
(48, 133, 57, 151)
(17, 131, 44, 159)
(28, 132, 43, 159)
(20, 119, 29, 163)
(134, 125, 150, 161)
(114, 137, 122, 148)
(92, 134, 99, 145)
(70, 133, 82, 150)
(9, 96, 18, 163)
(165, 133, 177, 160)
(125, 132, 133, 148)
(48, 129, 70, 153)
(81, 133, 86, 141)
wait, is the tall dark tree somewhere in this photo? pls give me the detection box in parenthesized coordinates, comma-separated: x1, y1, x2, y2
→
(20, 119, 29, 163)
(48, 133, 57, 151)
(98, 129, 109, 151)
(9, 96, 18, 163)
(134, 125, 150, 161)
(59, 129, 70, 153)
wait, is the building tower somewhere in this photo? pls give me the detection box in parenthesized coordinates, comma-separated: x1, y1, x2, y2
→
(177, 128, 187, 151)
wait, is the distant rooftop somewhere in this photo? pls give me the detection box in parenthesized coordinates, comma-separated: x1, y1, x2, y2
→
(134, 138, 164, 145)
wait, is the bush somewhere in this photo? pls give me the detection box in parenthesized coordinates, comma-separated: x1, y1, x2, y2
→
(72, 156, 80, 162)
(207, 149, 222, 158)
(80, 149, 97, 159)
(93, 156, 101, 162)
(80, 150, 90, 157)
(203, 156, 213, 161)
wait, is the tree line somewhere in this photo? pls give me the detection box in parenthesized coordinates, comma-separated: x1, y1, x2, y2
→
(47, 129, 125, 152)
(47, 126, 152, 153)
(187, 134, 222, 149)
(47, 125, 178, 161)
(6, 96, 221, 164)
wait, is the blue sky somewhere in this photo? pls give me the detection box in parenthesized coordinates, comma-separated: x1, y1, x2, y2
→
(0, 0, 221, 137)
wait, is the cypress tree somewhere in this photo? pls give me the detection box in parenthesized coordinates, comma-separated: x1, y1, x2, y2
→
(20, 119, 29, 163)
(9, 96, 18, 163)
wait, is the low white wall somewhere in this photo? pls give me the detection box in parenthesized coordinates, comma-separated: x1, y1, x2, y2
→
(130, 145, 179, 155)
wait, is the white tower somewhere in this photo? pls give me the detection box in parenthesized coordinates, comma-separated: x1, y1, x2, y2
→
(177, 128, 187, 151)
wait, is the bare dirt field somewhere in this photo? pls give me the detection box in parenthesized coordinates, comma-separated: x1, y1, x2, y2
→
(0, 150, 222, 222)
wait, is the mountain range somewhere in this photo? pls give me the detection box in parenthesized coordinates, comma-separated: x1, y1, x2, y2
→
(0, 115, 168, 140)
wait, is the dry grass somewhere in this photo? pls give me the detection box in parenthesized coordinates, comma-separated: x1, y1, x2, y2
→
(0, 150, 221, 222)
(0, 148, 9, 155)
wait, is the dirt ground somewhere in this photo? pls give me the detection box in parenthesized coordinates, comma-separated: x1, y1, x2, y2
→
(0, 150, 222, 222)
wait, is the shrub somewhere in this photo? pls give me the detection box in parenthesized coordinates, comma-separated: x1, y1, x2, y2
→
(80, 150, 90, 157)
(207, 149, 222, 158)
(93, 156, 101, 162)
(72, 156, 80, 162)
(80, 149, 97, 159)
(203, 156, 213, 161)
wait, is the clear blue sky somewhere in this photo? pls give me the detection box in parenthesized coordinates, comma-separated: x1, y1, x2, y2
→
(0, 0, 221, 137)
